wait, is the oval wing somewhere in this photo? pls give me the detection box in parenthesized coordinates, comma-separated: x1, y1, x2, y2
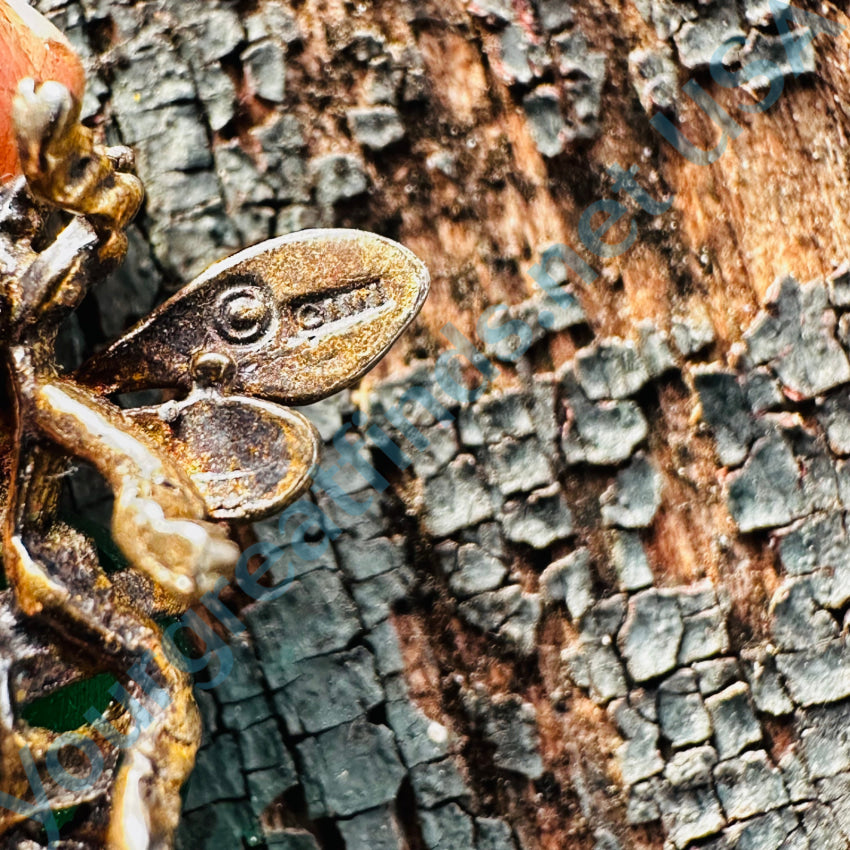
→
(78, 229, 430, 405)
(128, 394, 319, 521)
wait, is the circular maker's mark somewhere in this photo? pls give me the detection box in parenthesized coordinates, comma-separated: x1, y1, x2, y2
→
(214, 277, 274, 344)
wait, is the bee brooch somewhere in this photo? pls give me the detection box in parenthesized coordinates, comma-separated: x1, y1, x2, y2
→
(0, 16, 428, 848)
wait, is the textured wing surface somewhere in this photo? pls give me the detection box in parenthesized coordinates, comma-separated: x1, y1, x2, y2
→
(77, 229, 430, 405)
(127, 393, 319, 520)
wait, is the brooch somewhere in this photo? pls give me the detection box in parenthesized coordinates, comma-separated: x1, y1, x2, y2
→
(0, 19, 428, 847)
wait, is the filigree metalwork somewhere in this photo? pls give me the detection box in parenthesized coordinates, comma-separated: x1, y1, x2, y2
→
(0, 79, 428, 849)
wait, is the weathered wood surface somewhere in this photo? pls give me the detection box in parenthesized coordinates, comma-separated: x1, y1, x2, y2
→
(24, 0, 850, 848)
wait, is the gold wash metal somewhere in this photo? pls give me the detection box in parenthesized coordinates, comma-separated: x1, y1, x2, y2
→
(0, 79, 428, 849)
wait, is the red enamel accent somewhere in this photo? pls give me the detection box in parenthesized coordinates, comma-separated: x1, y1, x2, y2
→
(0, 0, 85, 181)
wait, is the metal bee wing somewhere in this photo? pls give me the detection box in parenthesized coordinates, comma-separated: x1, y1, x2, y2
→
(76, 229, 430, 520)
(77, 228, 431, 404)
(124, 393, 319, 520)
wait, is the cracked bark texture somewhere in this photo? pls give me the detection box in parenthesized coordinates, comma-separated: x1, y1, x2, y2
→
(27, 0, 850, 848)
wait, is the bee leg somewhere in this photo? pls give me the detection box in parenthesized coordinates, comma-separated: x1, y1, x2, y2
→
(12, 79, 143, 233)
(14, 377, 239, 608)
(8, 172, 139, 329)
(6, 553, 200, 850)
(2, 389, 234, 847)
(2, 477, 201, 849)
(14, 216, 101, 325)
(0, 598, 121, 846)
(7, 79, 143, 323)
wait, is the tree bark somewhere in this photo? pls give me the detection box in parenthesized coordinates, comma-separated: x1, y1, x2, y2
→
(34, 0, 850, 848)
